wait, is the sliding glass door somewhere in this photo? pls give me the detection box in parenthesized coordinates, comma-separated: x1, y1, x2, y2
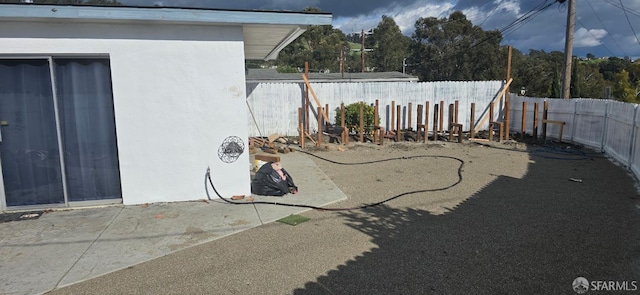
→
(0, 59, 64, 206)
(0, 57, 121, 208)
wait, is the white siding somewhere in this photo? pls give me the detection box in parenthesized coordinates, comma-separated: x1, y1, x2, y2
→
(0, 21, 251, 204)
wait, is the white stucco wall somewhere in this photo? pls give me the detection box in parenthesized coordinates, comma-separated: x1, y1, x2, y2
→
(0, 21, 252, 204)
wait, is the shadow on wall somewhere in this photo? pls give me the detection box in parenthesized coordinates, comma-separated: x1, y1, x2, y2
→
(293, 146, 640, 294)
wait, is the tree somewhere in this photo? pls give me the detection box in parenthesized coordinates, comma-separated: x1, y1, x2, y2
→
(613, 70, 637, 102)
(409, 11, 503, 81)
(334, 103, 377, 133)
(574, 62, 607, 98)
(511, 49, 566, 98)
(600, 57, 631, 81)
(276, 7, 349, 73)
(370, 15, 409, 72)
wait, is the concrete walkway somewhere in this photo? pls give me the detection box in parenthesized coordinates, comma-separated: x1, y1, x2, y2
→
(0, 151, 346, 295)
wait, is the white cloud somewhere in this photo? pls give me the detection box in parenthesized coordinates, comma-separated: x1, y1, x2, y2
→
(392, 2, 455, 34)
(333, 1, 455, 35)
(464, 0, 521, 25)
(573, 27, 607, 48)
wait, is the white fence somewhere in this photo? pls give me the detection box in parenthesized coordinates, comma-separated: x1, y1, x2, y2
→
(247, 81, 505, 137)
(509, 95, 640, 178)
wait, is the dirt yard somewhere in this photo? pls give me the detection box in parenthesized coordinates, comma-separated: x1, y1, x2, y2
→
(297, 140, 640, 293)
(50, 139, 640, 294)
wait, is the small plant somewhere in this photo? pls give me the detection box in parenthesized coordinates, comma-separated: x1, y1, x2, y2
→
(334, 102, 379, 133)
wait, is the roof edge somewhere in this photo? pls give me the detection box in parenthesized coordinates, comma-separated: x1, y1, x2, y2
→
(0, 4, 333, 26)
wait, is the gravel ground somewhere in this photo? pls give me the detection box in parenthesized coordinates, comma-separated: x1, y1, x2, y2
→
(51, 140, 640, 295)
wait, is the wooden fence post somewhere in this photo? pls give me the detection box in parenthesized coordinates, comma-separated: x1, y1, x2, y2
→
(341, 103, 346, 144)
(439, 100, 444, 135)
(391, 101, 396, 132)
(489, 103, 495, 141)
(454, 100, 459, 123)
(425, 101, 430, 143)
(298, 107, 304, 148)
(449, 104, 455, 141)
(325, 103, 330, 123)
(542, 100, 549, 142)
(408, 102, 413, 131)
(470, 103, 476, 139)
(521, 101, 527, 139)
(396, 105, 402, 142)
(359, 102, 365, 143)
(533, 102, 539, 140)
(374, 100, 379, 144)
(417, 104, 423, 142)
(433, 103, 439, 141)
(317, 107, 323, 146)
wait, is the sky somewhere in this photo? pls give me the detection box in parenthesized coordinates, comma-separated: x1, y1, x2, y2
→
(123, 0, 640, 59)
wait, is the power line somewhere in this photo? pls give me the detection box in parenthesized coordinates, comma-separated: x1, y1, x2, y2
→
(499, 1, 555, 38)
(619, 0, 640, 48)
(604, 0, 640, 17)
(585, 0, 628, 56)
(469, 0, 556, 50)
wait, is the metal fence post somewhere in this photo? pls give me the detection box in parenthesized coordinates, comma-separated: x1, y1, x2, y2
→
(627, 104, 638, 168)
(601, 102, 609, 152)
(570, 99, 578, 142)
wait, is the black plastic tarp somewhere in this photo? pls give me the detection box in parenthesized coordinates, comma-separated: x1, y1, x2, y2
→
(251, 162, 298, 196)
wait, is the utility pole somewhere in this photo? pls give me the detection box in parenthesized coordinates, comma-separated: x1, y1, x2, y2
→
(340, 46, 345, 78)
(402, 58, 407, 76)
(561, 0, 575, 99)
(361, 29, 365, 73)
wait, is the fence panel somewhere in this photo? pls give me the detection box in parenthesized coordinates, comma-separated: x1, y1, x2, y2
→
(630, 107, 640, 177)
(247, 81, 504, 136)
(604, 101, 637, 166)
(508, 96, 547, 136)
(542, 99, 575, 141)
(573, 99, 608, 150)
(246, 83, 304, 136)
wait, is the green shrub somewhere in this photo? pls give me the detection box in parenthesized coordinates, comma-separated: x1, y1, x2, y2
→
(334, 102, 378, 133)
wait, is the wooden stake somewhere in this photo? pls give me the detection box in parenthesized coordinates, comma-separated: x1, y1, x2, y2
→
(439, 100, 444, 135)
(425, 101, 430, 143)
(474, 78, 513, 132)
(374, 100, 380, 144)
(359, 102, 365, 143)
(449, 104, 454, 131)
(489, 103, 495, 141)
(433, 103, 439, 141)
(317, 106, 323, 146)
(325, 103, 330, 123)
(521, 101, 527, 139)
(298, 107, 304, 148)
(391, 101, 396, 131)
(302, 74, 329, 123)
(470, 103, 476, 139)
(417, 104, 423, 142)
(408, 102, 412, 130)
(341, 103, 347, 144)
(542, 100, 549, 142)
(533, 102, 539, 140)
(305, 62, 310, 134)
(505, 99, 511, 141)
(454, 100, 459, 123)
(396, 105, 402, 142)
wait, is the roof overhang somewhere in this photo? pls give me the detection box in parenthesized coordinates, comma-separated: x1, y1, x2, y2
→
(0, 4, 332, 60)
